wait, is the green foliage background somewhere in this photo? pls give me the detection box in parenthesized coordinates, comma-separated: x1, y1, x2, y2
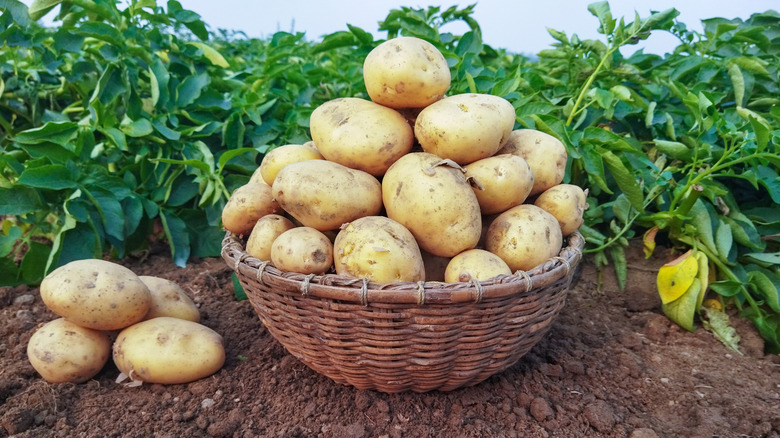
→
(1, 0, 778, 351)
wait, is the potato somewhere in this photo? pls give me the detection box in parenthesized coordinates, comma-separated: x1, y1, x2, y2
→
(222, 181, 281, 235)
(463, 154, 534, 215)
(485, 204, 563, 272)
(272, 160, 382, 231)
(40, 259, 152, 331)
(138, 276, 200, 323)
(310, 97, 414, 176)
(534, 184, 588, 236)
(246, 214, 296, 261)
(444, 249, 511, 283)
(362, 36, 451, 109)
(414, 93, 515, 165)
(334, 216, 424, 283)
(257, 143, 324, 185)
(112, 317, 225, 385)
(382, 152, 481, 257)
(27, 318, 111, 383)
(271, 227, 334, 275)
(497, 129, 567, 196)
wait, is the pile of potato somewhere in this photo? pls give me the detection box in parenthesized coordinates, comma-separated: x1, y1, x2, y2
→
(221, 36, 587, 284)
(27, 259, 225, 385)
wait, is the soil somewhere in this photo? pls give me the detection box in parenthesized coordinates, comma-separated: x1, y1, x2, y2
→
(1, 242, 778, 438)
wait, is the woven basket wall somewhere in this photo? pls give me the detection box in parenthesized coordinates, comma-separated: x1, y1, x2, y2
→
(222, 231, 584, 393)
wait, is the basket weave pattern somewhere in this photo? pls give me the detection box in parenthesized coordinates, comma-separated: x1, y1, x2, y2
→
(222, 232, 584, 393)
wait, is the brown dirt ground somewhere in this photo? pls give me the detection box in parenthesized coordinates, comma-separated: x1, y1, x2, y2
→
(1, 242, 778, 438)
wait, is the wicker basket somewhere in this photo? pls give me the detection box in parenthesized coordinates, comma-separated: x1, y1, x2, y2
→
(222, 231, 584, 393)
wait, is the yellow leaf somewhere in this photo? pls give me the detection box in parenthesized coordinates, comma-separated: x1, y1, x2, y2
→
(662, 278, 701, 332)
(694, 251, 709, 311)
(643, 226, 658, 259)
(656, 249, 698, 304)
(187, 42, 230, 68)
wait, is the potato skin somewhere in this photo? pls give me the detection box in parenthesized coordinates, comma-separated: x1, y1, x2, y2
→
(272, 160, 383, 231)
(334, 216, 425, 283)
(310, 97, 413, 176)
(221, 181, 281, 235)
(486, 204, 563, 272)
(40, 259, 152, 331)
(27, 318, 111, 383)
(414, 93, 516, 165)
(257, 143, 324, 185)
(138, 276, 200, 323)
(464, 154, 534, 215)
(246, 214, 296, 261)
(497, 129, 567, 196)
(534, 184, 588, 236)
(271, 227, 334, 275)
(363, 36, 451, 109)
(112, 317, 225, 385)
(444, 249, 511, 283)
(382, 152, 481, 257)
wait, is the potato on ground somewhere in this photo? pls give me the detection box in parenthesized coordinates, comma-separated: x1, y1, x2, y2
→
(271, 227, 334, 275)
(444, 249, 511, 283)
(40, 259, 151, 331)
(362, 36, 451, 109)
(486, 204, 563, 272)
(138, 276, 200, 323)
(534, 184, 588, 236)
(497, 129, 567, 196)
(221, 181, 281, 235)
(309, 97, 414, 176)
(334, 216, 425, 283)
(414, 93, 516, 165)
(27, 318, 111, 383)
(112, 317, 225, 385)
(463, 154, 534, 215)
(256, 143, 323, 185)
(382, 152, 481, 258)
(246, 214, 296, 261)
(272, 160, 382, 231)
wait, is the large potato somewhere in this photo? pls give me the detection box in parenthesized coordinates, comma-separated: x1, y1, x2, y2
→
(444, 249, 511, 283)
(310, 97, 414, 176)
(534, 184, 589, 236)
(112, 317, 225, 385)
(271, 227, 334, 275)
(415, 93, 516, 165)
(257, 143, 323, 185)
(27, 318, 111, 383)
(138, 276, 200, 323)
(272, 160, 382, 231)
(463, 154, 534, 215)
(246, 214, 296, 261)
(363, 36, 451, 109)
(334, 216, 425, 283)
(382, 152, 481, 257)
(40, 259, 151, 331)
(497, 129, 567, 196)
(486, 204, 563, 272)
(221, 181, 281, 235)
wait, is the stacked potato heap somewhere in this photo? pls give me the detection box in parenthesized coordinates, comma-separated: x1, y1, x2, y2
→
(222, 37, 587, 284)
(27, 259, 225, 385)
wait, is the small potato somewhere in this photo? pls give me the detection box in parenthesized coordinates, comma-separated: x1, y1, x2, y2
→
(27, 318, 111, 383)
(310, 97, 414, 176)
(271, 227, 334, 275)
(464, 154, 534, 215)
(497, 129, 567, 196)
(222, 181, 281, 235)
(334, 216, 424, 283)
(486, 204, 563, 272)
(112, 317, 225, 385)
(363, 36, 451, 109)
(138, 276, 200, 323)
(272, 160, 383, 231)
(257, 143, 324, 185)
(444, 249, 511, 283)
(40, 259, 151, 331)
(415, 93, 516, 165)
(246, 214, 296, 261)
(534, 184, 589, 236)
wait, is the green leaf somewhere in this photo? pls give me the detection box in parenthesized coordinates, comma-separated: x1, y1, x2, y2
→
(100, 127, 127, 151)
(601, 150, 644, 213)
(0, 187, 44, 215)
(18, 164, 78, 190)
(723, 215, 763, 250)
(28, 0, 62, 21)
(736, 107, 771, 150)
(1, 0, 31, 26)
(177, 73, 210, 107)
(710, 280, 743, 297)
(77, 22, 125, 47)
(715, 219, 733, 262)
(314, 31, 357, 53)
(689, 199, 717, 255)
(700, 307, 742, 354)
(160, 210, 190, 267)
(609, 245, 627, 290)
(217, 147, 255, 172)
(748, 270, 780, 313)
(743, 252, 780, 268)
(0, 258, 22, 287)
(756, 165, 780, 204)
(587, 1, 615, 35)
(726, 62, 745, 107)
(21, 241, 50, 285)
(0, 226, 22, 257)
(13, 121, 78, 146)
(580, 145, 611, 194)
(187, 42, 230, 68)
(654, 139, 691, 160)
(121, 118, 153, 137)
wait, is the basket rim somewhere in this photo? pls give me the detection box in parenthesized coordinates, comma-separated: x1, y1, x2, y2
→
(222, 231, 584, 305)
